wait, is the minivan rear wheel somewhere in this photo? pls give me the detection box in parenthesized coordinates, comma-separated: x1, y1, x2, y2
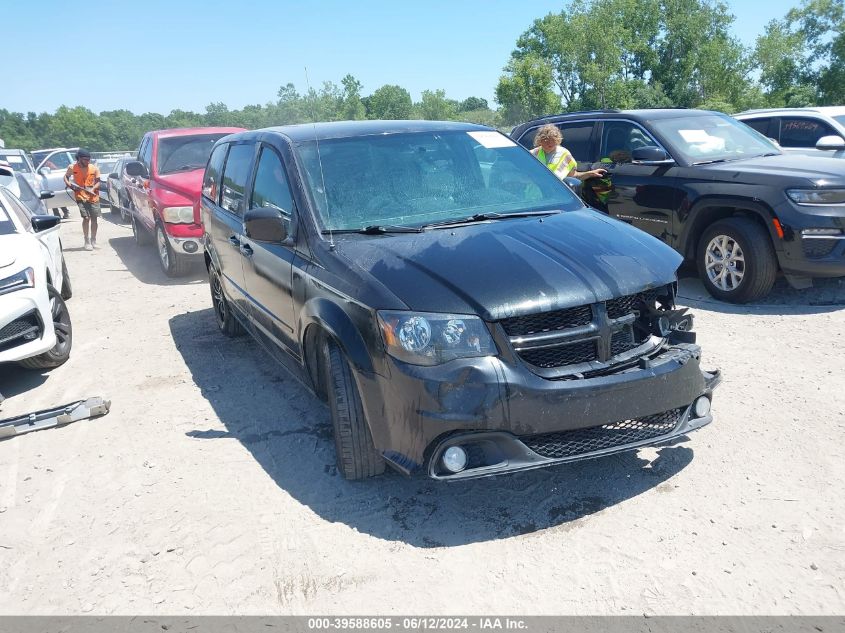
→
(697, 217, 777, 303)
(323, 338, 385, 480)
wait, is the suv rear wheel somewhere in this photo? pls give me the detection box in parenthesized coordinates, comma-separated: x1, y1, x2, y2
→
(323, 338, 385, 480)
(697, 217, 777, 303)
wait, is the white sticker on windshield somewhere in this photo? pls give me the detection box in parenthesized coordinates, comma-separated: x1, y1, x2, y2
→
(678, 129, 711, 143)
(5, 156, 23, 163)
(468, 131, 517, 148)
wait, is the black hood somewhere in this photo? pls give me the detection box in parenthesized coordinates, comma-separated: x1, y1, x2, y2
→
(700, 154, 845, 186)
(333, 210, 681, 321)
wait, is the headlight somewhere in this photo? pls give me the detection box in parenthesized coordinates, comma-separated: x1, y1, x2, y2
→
(162, 206, 194, 223)
(786, 189, 845, 205)
(0, 267, 35, 296)
(377, 311, 497, 366)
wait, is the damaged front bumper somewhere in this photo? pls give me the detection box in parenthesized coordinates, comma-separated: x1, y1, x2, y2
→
(361, 342, 720, 480)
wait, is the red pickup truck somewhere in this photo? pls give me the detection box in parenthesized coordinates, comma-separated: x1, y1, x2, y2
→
(125, 127, 244, 276)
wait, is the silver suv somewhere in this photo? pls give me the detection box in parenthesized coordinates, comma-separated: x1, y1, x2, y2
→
(734, 107, 845, 157)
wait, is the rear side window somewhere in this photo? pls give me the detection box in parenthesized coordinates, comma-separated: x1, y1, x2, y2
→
(780, 117, 839, 148)
(138, 137, 153, 172)
(557, 122, 595, 161)
(742, 117, 772, 137)
(202, 143, 229, 204)
(219, 143, 255, 216)
(250, 146, 293, 216)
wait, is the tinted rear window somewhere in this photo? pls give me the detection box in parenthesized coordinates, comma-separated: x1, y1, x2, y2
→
(157, 134, 230, 175)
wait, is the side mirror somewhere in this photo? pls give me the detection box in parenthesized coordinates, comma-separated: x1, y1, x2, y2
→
(816, 135, 845, 151)
(38, 166, 51, 175)
(244, 207, 288, 242)
(39, 190, 54, 200)
(563, 176, 583, 198)
(31, 214, 61, 232)
(631, 146, 675, 165)
(108, 172, 119, 179)
(125, 161, 148, 178)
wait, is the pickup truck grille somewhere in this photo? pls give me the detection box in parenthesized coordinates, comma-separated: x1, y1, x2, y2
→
(521, 407, 683, 459)
(500, 288, 663, 373)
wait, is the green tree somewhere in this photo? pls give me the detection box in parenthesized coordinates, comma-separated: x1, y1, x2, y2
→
(417, 89, 456, 120)
(459, 97, 489, 112)
(366, 85, 413, 119)
(495, 54, 560, 125)
(340, 74, 367, 120)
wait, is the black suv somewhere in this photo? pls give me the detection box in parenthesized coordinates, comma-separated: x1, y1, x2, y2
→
(201, 121, 719, 480)
(512, 109, 845, 303)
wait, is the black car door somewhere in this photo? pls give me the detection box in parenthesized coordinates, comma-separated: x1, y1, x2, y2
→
(239, 142, 301, 359)
(590, 120, 679, 243)
(202, 141, 255, 319)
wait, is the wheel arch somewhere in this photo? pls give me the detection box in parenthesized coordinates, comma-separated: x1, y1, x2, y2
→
(680, 198, 781, 261)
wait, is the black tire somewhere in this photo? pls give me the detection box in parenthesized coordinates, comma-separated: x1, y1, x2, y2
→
(120, 195, 130, 222)
(323, 338, 385, 480)
(209, 265, 243, 337)
(131, 212, 151, 246)
(18, 284, 73, 370)
(156, 224, 191, 277)
(697, 216, 778, 303)
(60, 258, 73, 300)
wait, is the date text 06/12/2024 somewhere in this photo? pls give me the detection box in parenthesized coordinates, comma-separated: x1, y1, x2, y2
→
(307, 618, 528, 630)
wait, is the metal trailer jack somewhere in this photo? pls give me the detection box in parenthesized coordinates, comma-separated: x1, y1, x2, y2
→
(0, 397, 111, 439)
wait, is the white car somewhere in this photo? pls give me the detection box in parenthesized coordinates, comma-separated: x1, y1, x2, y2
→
(734, 107, 845, 158)
(0, 185, 72, 370)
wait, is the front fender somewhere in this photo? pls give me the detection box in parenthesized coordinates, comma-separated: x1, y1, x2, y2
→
(299, 297, 375, 375)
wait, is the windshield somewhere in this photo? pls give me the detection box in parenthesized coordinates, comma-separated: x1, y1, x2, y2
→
(95, 159, 117, 174)
(0, 153, 31, 173)
(296, 130, 583, 231)
(650, 114, 780, 164)
(157, 134, 230, 175)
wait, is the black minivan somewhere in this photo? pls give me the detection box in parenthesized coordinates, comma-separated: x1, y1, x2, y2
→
(201, 121, 720, 480)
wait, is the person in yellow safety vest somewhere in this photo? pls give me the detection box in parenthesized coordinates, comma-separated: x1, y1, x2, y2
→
(530, 124, 607, 182)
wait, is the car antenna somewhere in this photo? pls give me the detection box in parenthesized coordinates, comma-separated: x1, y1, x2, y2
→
(305, 66, 334, 249)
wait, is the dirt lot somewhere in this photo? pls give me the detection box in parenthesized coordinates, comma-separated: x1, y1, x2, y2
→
(0, 208, 843, 615)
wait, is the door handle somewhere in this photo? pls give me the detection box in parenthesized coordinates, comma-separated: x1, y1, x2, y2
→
(239, 243, 253, 258)
(228, 236, 240, 247)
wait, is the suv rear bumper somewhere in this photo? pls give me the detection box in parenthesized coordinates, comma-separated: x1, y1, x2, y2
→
(359, 342, 720, 479)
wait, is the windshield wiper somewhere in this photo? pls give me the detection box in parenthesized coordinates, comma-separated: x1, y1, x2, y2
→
(322, 224, 423, 235)
(422, 209, 561, 229)
(692, 158, 733, 165)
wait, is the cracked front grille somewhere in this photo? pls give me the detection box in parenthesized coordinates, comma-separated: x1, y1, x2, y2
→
(0, 312, 41, 353)
(518, 340, 597, 368)
(607, 289, 659, 319)
(521, 408, 684, 459)
(500, 305, 592, 337)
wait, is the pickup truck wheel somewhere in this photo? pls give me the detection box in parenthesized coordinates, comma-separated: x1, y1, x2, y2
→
(156, 225, 191, 277)
(209, 265, 243, 337)
(18, 285, 73, 370)
(324, 338, 385, 480)
(60, 258, 73, 300)
(131, 213, 151, 246)
(697, 217, 777, 303)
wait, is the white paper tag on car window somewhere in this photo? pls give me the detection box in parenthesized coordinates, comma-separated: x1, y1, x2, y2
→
(6, 156, 23, 164)
(678, 129, 711, 143)
(468, 131, 517, 148)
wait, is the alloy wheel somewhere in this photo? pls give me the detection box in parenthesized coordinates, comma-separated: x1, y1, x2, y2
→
(211, 270, 227, 327)
(157, 227, 170, 271)
(705, 234, 746, 292)
(50, 292, 72, 356)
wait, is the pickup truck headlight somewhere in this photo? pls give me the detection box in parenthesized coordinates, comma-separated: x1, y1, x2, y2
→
(377, 311, 497, 366)
(161, 206, 195, 223)
(786, 189, 845, 205)
(0, 267, 35, 296)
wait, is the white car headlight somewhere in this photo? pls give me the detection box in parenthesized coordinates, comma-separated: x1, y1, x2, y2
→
(787, 189, 845, 205)
(162, 206, 194, 223)
(377, 311, 497, 366)
(0, 267, 35, 296)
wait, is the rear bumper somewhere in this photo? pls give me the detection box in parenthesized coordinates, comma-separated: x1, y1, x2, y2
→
(359, 342, 720, 479)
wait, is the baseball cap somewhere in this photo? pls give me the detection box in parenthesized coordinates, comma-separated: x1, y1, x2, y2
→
(76, 148, 91, 159)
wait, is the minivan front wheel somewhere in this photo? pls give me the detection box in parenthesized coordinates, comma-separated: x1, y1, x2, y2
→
(697, 217, 777, 303)
(209, 265, 243, 337)
(323, 338, 385, 480)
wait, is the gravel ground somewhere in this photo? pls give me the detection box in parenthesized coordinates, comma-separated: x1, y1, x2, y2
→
(0, 208, 843, 615)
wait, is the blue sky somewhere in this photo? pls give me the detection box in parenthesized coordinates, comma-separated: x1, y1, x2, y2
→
(4, 0, 800, 115)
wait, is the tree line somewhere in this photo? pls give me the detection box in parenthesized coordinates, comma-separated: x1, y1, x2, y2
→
(1, 0, 843, 151)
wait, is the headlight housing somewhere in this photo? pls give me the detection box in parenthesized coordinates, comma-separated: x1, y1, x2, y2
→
(786, 189, 845, 205)
(0, 267, 35, 296)
(377, 311, 497, 366)
(162, 205, 195, 223)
